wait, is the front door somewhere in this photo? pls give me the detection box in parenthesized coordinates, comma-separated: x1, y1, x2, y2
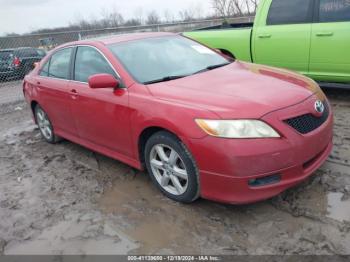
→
(68, 46, 133, 157)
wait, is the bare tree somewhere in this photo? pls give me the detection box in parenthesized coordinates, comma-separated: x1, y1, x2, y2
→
(191, 2, 205, 20)
(163, 9, 175, 23)
(146, 10, 160, 25)
(178, 9, 195, 22)
(211, 0, 234, 17)
(124, 19, 141, 26)
(212, 0, 257, 17)
(134, 7, 144, 25)
(247, 0, 259, 14)
(100, 7, 124, 28)
(231, 0, 244, 16)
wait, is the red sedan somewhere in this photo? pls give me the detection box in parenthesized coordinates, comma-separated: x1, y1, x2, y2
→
(23, 32, 333, 204)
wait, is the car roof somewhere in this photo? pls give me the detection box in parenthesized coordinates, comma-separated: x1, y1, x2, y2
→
(60, 32, 177, 48)
(0, 49, 14, 52)
(97, 32, 176, 45)
(14, 47, 36, 50)
(0, 47, 37, 53)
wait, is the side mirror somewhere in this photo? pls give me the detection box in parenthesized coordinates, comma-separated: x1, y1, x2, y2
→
(88, 74, 120, 89)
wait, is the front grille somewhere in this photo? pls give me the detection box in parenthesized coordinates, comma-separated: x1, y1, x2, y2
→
(284, 103, 329, 134)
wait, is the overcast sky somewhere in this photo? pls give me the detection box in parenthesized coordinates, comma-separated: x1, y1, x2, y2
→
(0, 0, 212, 35)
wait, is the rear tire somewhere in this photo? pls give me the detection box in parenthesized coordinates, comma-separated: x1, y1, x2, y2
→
(34, 104, 61, 144)
(144, 131, 200, 203)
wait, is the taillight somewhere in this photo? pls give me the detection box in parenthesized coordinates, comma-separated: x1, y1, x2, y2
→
(13, 57, 21, 67)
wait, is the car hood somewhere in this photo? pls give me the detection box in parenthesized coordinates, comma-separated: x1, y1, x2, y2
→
(146, 61, 324, 119)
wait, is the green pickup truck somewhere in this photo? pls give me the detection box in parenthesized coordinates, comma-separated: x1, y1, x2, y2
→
(184, 0, 350, 86)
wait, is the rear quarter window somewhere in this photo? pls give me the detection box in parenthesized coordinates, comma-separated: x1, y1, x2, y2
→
(39, 60, 50, 77)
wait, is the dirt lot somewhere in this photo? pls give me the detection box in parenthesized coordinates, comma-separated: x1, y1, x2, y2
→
(0, 88, 349, 255)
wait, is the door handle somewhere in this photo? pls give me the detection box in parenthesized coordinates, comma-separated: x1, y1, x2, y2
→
(36, 81, 43, 89)
(70, 89, 78, 99)
(258, 34, 271, 39)
(316, 32, 334, 37)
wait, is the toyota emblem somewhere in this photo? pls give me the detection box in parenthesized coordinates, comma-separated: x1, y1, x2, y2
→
(314, 100, 325, 114)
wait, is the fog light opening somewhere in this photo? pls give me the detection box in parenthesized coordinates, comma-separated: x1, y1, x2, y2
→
(248, 174, 282, 187)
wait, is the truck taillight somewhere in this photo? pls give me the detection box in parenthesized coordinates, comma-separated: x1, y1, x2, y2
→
(13, 57, 21, 67)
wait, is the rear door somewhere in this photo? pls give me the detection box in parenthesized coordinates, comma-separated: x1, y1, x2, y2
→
(253, 0, 314, 74)
(309, 0, 350, 83)
(35, 47, 77, 136)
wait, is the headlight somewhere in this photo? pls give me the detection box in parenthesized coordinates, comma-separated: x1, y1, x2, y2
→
(195, 119, 280, 138)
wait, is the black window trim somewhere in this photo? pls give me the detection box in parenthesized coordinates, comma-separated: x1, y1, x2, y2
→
(38, 45, 122, 86)
(71, 45, 121, 85)
(266, 0, 317, 26)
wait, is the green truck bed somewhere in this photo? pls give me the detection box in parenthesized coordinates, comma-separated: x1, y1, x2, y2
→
(184, 0, 350, 85)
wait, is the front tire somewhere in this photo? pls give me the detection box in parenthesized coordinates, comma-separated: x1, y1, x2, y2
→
(34, 105, 61, 144)
(145, 131, 200, 203)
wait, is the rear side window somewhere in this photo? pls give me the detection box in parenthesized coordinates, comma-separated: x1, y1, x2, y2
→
(15, 49, 38, 57)
(267, 0, 314, 25)
(48, 48, 73, 79)
(74, 46, 116, 83)
(319, 0, 350, 22)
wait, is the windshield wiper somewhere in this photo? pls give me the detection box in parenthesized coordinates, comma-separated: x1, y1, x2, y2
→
(192, 62, 232, 75)
(143, 75, 189, 85)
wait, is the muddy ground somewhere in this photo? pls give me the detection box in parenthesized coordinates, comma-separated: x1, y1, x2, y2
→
(0, 89, 349, 255)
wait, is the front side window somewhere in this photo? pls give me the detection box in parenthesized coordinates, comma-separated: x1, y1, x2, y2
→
(319, 0, 350, 22)
(267, 0, 314, 25)
(108, 36, 230, 84)
(48, 48, 73, 79)
(74, 46, 116, 83)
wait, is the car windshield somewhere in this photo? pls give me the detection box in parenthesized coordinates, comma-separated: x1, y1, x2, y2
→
(108, 36, 230, 84)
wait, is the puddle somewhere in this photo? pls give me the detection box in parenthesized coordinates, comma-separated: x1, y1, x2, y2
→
(327, 192, 350, 222)
(98, 174, 210, 254)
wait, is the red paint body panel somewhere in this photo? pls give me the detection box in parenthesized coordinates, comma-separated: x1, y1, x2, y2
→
(23, 33, 333, 204)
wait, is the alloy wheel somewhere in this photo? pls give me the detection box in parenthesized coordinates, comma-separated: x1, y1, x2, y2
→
(149, 144, 189, 196)
(36, 107, 53, 141)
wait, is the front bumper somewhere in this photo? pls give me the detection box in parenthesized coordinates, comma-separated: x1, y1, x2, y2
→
(186, 97, 333, 204)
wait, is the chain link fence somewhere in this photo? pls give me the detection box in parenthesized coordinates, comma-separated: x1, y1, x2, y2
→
(0, 16, 253, 108)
